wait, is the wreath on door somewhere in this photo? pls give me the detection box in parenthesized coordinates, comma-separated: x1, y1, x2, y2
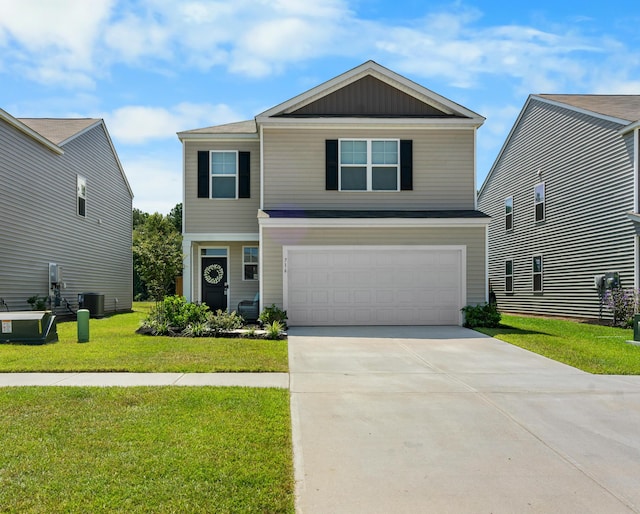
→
(204, 264, 224, 284)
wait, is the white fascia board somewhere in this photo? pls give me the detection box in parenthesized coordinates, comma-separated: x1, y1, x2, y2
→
(478, 95, 533, 198)
(90, 120, 134, 199)
(182, 233, 260, 243)
(257, 117, 483, 130)
(177, 133, 259, 142)
(257, 60, 484, 122)
(0, 108, 63, 154)
(258, 217, 490, 228)
(57, 119, 103, 146)
(533, 95, 630, 127)
(620, 119, 640, 136)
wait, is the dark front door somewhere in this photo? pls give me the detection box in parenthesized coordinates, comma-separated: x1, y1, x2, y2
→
(201, 257, 228, 311)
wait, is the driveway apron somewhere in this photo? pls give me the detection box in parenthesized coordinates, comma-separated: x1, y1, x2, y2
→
(288, 326, 640, 514)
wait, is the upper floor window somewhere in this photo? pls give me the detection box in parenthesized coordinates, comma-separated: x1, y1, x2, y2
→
(534, 183, 545, 222)
(339, 139, 399, 191)
(197, 150, 250, 199)
(211, 151, 237, 199)
(533, 255, 543, 292)
(505, 259, 514, 293)
(505, 196, 513, 231)
(77, 175, 86, 217)
(243, 246, 258, 281)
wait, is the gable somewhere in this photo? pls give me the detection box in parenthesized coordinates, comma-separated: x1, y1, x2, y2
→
(285, 75, 453, 118)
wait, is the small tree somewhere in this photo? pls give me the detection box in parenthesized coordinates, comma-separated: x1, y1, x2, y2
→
(133, 213, 183, 301)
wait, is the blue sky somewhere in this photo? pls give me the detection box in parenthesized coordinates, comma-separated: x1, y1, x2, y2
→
(2, 0, 640, 214)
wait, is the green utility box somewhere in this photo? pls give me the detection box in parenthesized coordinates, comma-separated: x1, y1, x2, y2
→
(634, 314, 640, 342)
(0, 311, 58, 344)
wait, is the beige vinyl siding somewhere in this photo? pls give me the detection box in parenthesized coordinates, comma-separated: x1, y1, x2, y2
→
(261, 226, 486, 309)
(187, 241, 259, 310)
(262, 128, 476, 210)
(478, 99, 635, 319)
(0, 120, 132, 314)
(184, 140, 260, 234)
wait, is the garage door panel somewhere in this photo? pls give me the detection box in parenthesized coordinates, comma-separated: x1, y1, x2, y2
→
(286, 246, 463, 326)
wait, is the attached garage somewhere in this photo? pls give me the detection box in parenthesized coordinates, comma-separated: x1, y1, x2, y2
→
(283, 245, 466, 326)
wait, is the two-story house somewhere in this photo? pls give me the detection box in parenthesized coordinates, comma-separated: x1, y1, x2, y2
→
(178, 61, 489, 326)
(478, 95, 640, 319)
(0, 108, 134, 316)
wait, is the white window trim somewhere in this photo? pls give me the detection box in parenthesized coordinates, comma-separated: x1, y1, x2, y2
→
(77, 175, 87, 217)
(242, 245, 259, 281)
(338, 138, 400, 192)
(505, 196, 513, 231)
(534, 182, 545, 222)
(210, 150, 239, 199)
(532, 255, 543, 292)
(505, 259, 514, 293)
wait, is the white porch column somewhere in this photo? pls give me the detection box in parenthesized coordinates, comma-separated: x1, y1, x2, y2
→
(182, 238, 193, 302)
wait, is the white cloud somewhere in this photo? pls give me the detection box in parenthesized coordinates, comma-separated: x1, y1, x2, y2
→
(121, 152, 182, 215)
(105, 102, 243, 144)
(0, 0, 114, 86)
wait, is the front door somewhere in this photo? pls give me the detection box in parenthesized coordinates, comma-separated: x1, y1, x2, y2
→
(201, 257, 228, 311)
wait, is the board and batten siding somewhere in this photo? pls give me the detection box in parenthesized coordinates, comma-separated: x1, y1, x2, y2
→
(183, 140, 260, 234)
(262, 128, 476, 210)
(0, 120, 133, 313)
(478, 99, 636, 319)
(261, 226, 486, 309)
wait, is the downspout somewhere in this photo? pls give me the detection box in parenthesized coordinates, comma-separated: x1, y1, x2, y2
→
(259, 122, 264, 313)
(635, 128, 639, 290)
(474, 127, 478, 210)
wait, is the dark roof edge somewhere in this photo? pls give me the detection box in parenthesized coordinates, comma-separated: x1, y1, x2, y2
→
(263, 209, 489, 219)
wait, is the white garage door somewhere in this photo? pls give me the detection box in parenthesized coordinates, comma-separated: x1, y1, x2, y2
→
(284, 246, 465, 326)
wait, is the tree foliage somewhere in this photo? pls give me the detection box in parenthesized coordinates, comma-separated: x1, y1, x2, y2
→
(133, 211, 183, 301)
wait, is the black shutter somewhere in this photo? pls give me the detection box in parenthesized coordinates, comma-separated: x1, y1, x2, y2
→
(400, 140, 413, 191)
(325, 139, 339, 190)
(197, 151, 210, 198)
(238, 151, 250, 198)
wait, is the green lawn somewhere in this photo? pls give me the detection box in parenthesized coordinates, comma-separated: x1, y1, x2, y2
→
(476, 314, 640, 374)
(0, 387, 294, 513)
(0, 304, 288, 373)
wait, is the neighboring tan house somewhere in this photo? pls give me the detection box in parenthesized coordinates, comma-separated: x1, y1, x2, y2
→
(0, 109, 134, 316)
(478, 94, 640, 319)
(178, 61, 488, 326)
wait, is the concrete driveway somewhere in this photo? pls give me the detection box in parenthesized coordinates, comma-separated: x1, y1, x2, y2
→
(288, 326, 640, 514)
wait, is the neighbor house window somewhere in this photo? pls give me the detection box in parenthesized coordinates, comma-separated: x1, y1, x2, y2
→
(505, 260, 514, 293)
(77, 175, 86, 217)
(243, 246, 258, 281)
(339, 139, 399, 191)
(533, 255, 543, 292)
(534, 183, 545, 222)
(505, 196, 513, 231)
(211, 151, 237, 199)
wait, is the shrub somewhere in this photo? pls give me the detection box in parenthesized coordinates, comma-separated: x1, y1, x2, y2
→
(27, 295, 48, 311)
(461, 303, 501, 328)
(602, 287, 639, 327)
(208, 309, 244, 333)
(259, 304, 288, 327)
(183, 321, 211, 337)
(264, 320, 284, 340)
(140, 295, 210, 335)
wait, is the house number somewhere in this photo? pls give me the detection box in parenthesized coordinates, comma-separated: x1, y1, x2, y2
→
(204, 264, 224, 285)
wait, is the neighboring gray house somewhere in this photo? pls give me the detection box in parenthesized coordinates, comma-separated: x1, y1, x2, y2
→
(478, 95, 640, 319)
(0, 108, 133, 316)
(179, 61, 489, 326)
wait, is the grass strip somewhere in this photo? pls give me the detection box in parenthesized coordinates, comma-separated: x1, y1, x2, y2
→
(476, 314, 640, 374)
(0, 387, 293, 513)
(0, 305, 287, 373)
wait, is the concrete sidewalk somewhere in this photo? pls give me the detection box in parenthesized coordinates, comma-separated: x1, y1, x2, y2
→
(0, 372, 289, 388)
(288, 326, 640, 514)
